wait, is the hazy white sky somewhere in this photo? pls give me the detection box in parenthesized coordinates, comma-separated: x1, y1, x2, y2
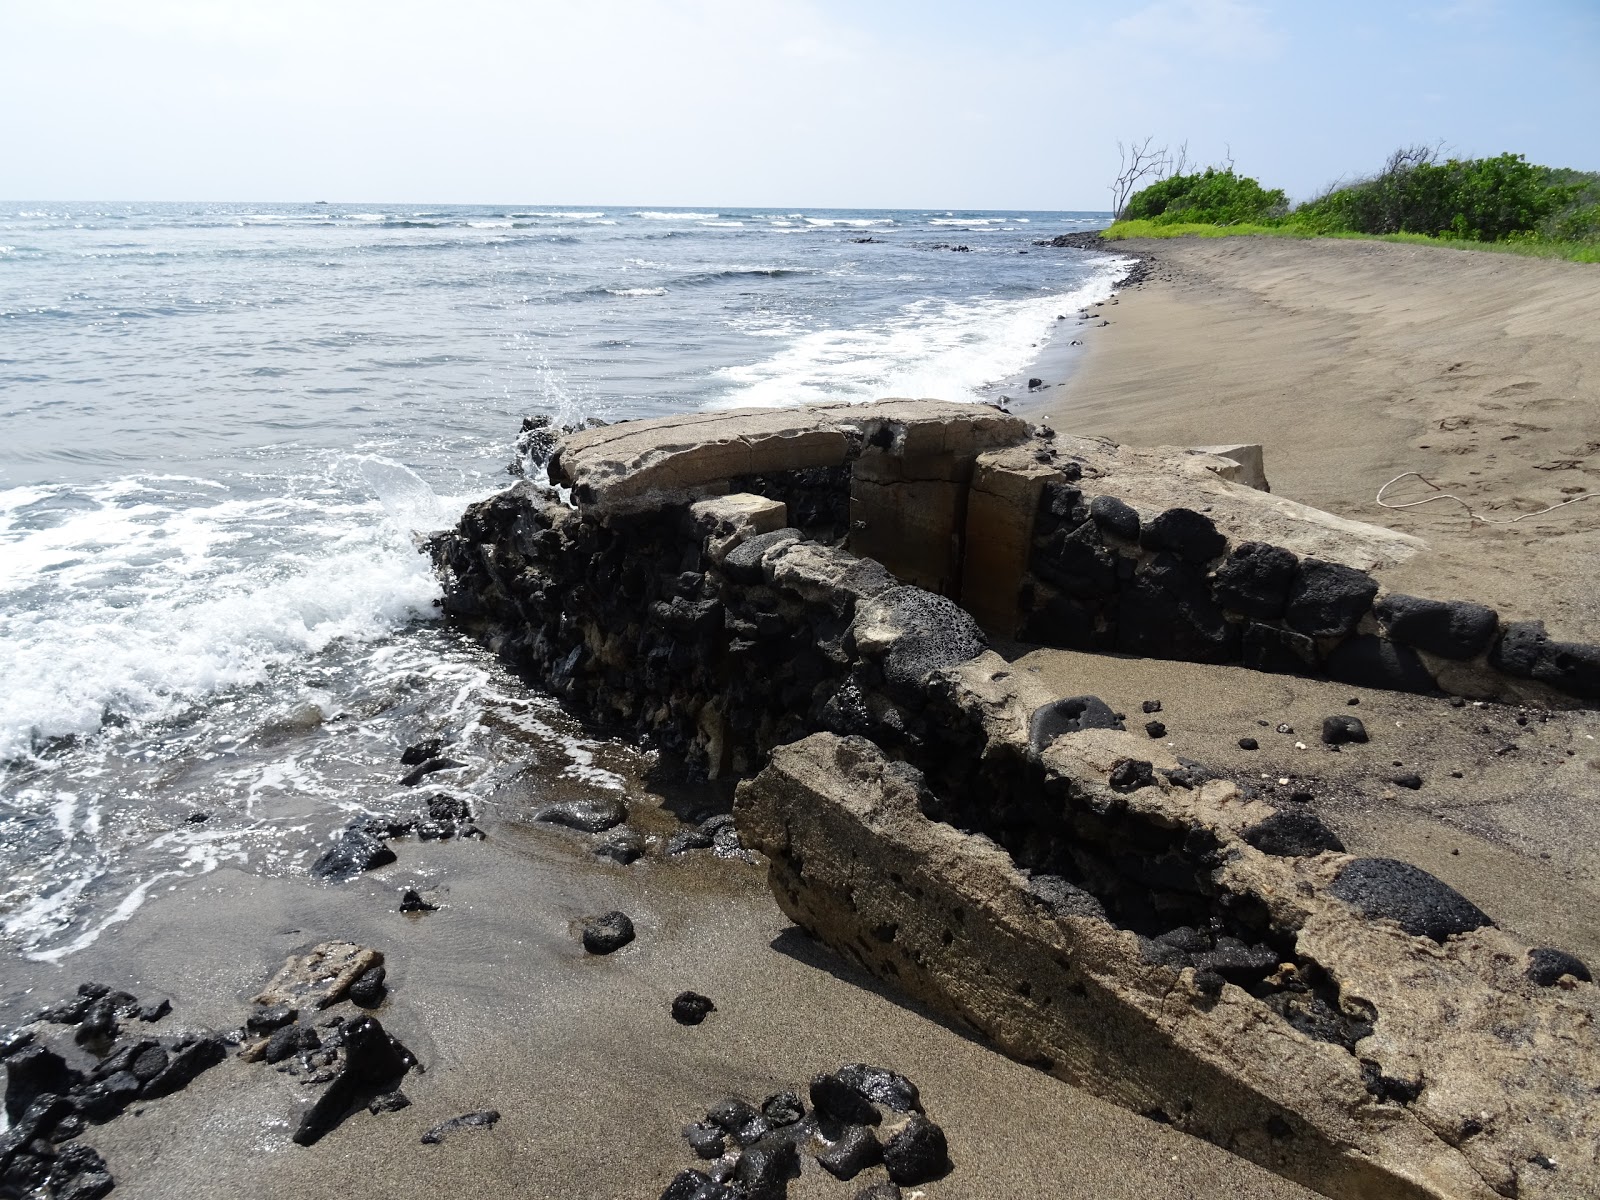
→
(3, 0, 1596, 208)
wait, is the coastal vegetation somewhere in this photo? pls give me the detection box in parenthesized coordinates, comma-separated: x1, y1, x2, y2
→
(1104, 143, 1600, 263)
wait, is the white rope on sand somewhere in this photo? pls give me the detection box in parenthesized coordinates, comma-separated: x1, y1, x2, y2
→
(1376, 471, 1595, 525)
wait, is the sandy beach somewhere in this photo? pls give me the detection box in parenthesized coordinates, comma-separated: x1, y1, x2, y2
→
(1027, 236, 1600, 643)
(7, 234, 1598, 1200)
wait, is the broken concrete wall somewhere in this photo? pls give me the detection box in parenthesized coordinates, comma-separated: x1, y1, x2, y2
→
(431, 400, 1600, 1200)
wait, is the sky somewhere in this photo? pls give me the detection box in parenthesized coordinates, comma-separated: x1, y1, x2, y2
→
(1, 0, 1596, 209)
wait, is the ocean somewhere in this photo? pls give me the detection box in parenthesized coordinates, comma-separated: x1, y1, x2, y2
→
(0, 202, 1122, 965)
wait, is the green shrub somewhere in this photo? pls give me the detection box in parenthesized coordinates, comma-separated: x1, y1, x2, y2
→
(1122, 168, 1288, 226)
(1294, 150, 1582, 242)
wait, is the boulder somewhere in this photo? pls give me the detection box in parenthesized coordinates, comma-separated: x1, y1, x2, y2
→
(1374, 594, 1498, 660)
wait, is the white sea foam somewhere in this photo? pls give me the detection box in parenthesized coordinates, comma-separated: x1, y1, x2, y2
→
(708, 258, 1132, 410)
(929, 217, 1003, 225)
(468, 220, 514, 229)
(606, 287, 668, 297)
(803, 217, 893, 228)
(634, 211, 719, 220)
(0, 461, 453, 762)
(699, 220, 745, 227)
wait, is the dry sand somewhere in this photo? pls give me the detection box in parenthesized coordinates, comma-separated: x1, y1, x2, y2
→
(1026, 236, 1600, 642)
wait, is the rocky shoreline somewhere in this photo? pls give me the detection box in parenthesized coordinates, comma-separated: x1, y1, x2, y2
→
(426, 399, 1599, 1200)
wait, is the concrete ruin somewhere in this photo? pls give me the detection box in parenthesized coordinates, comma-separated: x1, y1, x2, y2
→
(431, 400, 1600, 1200)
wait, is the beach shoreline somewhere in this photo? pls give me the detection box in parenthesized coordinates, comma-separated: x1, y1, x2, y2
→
(1022, 233, 1600, 642)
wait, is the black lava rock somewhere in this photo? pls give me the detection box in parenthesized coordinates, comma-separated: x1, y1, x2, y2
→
(853, 1188, 903, 1200)
(594, 829, 646, 864)
(834, 1064, 921, 1113)
(1089, 495, 1140, 542)
(667, 827, 716, 854)
(400, 738, 444, 765)
(1108, 758, 1154, 792)
(1139, 507, 1226, 564)
(1330, 857, 1493, 942)
(671, 992, 716, 1025)
(399, 757, 465, 787)
(1026, 875, 1107, 921)
(1144, 720, 1167, 738)
(1141, 699, 1162, 713)
(1285, 559, 1379, 638)
(348, 964, 387, 1008)
(425, 792, 471, 823)
(684, 1121, 726, 1159)
(706, 1097, 762, 1134)
(398, 888, 437, 913)
(1238, 737, 1259, 751)
(292, 1017, 414, 1146)
(1391, 772, 1423, 790)
(1325, 636, 1436, 694)
(817, 1123, 883, 1180)
(1028, 696, 1123, 750)
(310, 824, 397, 882)
(137, 998, 171, 1023)
(1116, 552, 1238, 664)
(1321, 715, 1368, 745)
(809, 1072, 880, 1126)
(1212, 542, 1299, 620)
(138, 1033, 225, 1099)
(873, 587, 989, 695)
(264, 1024, 319, 1065)
(1242, 809, 1346, 857)
(734, 1134, 798, 1200)
(582, 911, 636, 955)
(130, 1045, 169, 1084)
(1193, 937, 1279, 984)
(882, 1114, 951, 1185)
(4, 1044, 81, 1123)
(368, 1090, 411, 1113)
(47, 1143, 113, 1200)
(532, 797, 628, 833)
(659, 1170, 715, 1200)
(1374, 594, 1498, 660)
(761, 1091, 805, 1127)
(1241, 621, 1319, 674)
(1489, 621, 1600, 699)
(420, 1109, 500, 1144)
(1526, 947, 1592, 986)
(70, 1069, 141, 1121)
(721, 528, 801, 584)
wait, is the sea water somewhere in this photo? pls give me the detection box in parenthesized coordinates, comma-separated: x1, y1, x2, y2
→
(0, 202, 1120, 963)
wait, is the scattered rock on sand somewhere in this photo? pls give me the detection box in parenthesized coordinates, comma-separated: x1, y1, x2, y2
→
(398, 888, 437, 914)
(533, 796, 628, 833)
(881, 1113, 951, 1185)
(683, 1121, 726, 1159)
(594, 828, 646, 864)
(1526, 947, 1592, 986)
(310, 823, 398, 881)
(581, 911, 635, 955)
(817, 1123, 883, 1180)
(368, 1089, 410, 1113)
(420, 1109, 500, 1144)
(293, 1015, 417, 1146)
(348, 964, 387, 1008)
(1320, 714, 1368, 745)
(761, 1091, 804, 1127)
(671, 991, 716, 1025)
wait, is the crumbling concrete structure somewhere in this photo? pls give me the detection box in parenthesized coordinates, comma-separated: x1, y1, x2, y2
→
(432, 400, 1600, 1199)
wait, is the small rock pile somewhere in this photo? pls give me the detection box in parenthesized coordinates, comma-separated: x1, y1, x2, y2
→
(660, 1064, 950, 1200)
(1, 984, 225, 1199)
(310, 792, 482, 882)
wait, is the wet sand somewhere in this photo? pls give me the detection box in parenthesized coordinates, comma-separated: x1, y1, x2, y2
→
(3, 804, 1318, 1200)
(1025, 236, 1600, 642)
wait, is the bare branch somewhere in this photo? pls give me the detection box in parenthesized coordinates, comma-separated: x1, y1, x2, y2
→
(1110, 135, 1169, 218)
